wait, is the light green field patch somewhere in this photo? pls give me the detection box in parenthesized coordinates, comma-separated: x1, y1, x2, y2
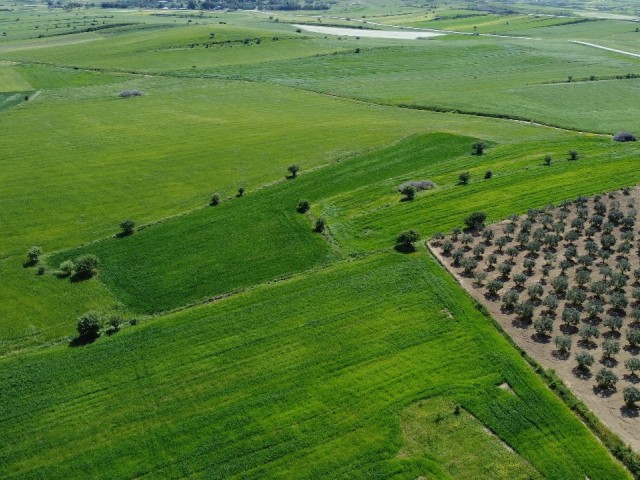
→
(399, 397, 543, 479)
(0, 65, 31, 92)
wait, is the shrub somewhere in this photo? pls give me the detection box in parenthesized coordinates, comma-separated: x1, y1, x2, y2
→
(595, 368, 618, 390)
(543, 154, 552, 166)
(484, 170, 492, 179)
(398, 180, 435, 192)
(119, 89, 143, 98)
(400, 184, 416, 201)
(395, 230, 420, 252)
(58, 260, 75, 277)
(576, 351, 594, 369)
(458, 171, 470, 185)
(210, 193, 220, 206)
(624, 386, 640, 408)
(27, 246, 42, 264)
(464, 211, 487, 230)
(471, 142, 485, 155)
(613, 131, 637, 142)
(237, 187, 245, 197)
(74, 254, 99, 278)
(314, 218, 326, 233)
(105, 314, 123, 334)
(77, 311, 102, 339)
(119, 219, 135, 236)
(287, 164, 299, 178)
(568, 150, 579, 161)
(297, 200, 310, 213)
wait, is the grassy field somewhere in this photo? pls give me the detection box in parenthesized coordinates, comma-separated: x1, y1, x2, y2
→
(2, 2, 640, 477)
(0, 253, 630, 479)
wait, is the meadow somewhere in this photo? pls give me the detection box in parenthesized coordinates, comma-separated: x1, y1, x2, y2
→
(2, 1, 640, 477)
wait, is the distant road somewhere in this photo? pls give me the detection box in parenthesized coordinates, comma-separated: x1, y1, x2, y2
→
(571, 40, 640, 59)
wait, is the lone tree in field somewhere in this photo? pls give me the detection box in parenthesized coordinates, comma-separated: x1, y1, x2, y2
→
(400, 184, 416, 201)
(464, 211, 487, 230)
(613, 131, 637, 142)
(77, 311, 102, 340)
(458, 171, 470, 185)
(543, 154, 552, 166)
(287, 164, 299, 179)
(119, 219, 135, 236)
(314, 217, 326, 233)
(26, 246, 42, 265)
(395, 229, 420, 253)
(210, 193, 220, 206)
(74, 254, 99, 279)
(237, 187, 245, 197)
(297, 200, 310, 213)
(471, 142, 485, 156)
(568, 150, 579, 161)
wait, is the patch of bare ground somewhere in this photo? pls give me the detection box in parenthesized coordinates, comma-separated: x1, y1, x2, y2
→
(430, 187, 640, 452)
(498, 382, 516, 395)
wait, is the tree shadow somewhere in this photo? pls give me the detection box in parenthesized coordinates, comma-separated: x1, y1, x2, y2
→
(573, 366, 592, 380)
(624, 373, 640, 384)
(69, 335, 99, 347)
(22, 259, 37, 268)
(552, 349, 571, 360)
(578, 339, 597, 350)
(602, 330, 621, 339)
(624, 344, 640, 355)
(560, 324, 578, 335)
(620, 405, 639, 418)
(394, 243, 416, 254)
(115, 230, 133, 238)
(592, 385, 616, 398)
(532, 333, 551, 344)
(600, 357, 619, 368)
(70, 272, 94, 283)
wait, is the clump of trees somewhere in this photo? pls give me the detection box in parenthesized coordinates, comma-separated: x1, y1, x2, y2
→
(464, 211, 487, 230)
(119, 219, 135, 236)
(613, 131, 637, 142)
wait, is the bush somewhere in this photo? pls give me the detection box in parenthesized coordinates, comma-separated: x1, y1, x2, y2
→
(398, 180, 435, 192)
(27, 246, 42, 264)
(105, 314, 123, 334)
(613, 131, 637, 142)
(543, 154, 552, 166)
(74, 254, 99, 278)
(400, 184, 416, 201)
(237, 187, 245, 197)
(568, 150, 579, 161)
(58, 260, 75, 277)
(297, 200, 310, 213)
(314, 218, 326, 233)
(484, 170, 492, 179)
(119, 219, 135, 236)
(458, 171, 470, 185)
(471, 142, 485, 155)
(463, 211, 487, 230)
(77, 311, 102, 339)
(119, 89, 143, 98)
(210, 193, 220, 206)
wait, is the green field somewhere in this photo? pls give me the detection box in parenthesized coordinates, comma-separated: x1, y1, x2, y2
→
(2, 1, 640, 478)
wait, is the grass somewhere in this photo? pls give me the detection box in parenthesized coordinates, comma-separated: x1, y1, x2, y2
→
(0, 64, 31, 91)
(0, 253, 630, 479)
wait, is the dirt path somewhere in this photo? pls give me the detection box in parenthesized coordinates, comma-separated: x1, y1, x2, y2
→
(571, 41, 640, 59)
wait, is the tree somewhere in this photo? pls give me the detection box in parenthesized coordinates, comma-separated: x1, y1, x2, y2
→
(562, 307, 580, 327)
(314, 218, 326, 233)
(602, 339, 621, 359)
(576, 351, 594, 370)
(464, 211, 487, 230)
(502, 289, 519, 310)
(554, 335, 572, 353)
(77, 311, 102, 340)
(400, 184, 416, 201)
(59, 260, 75, 277)
(623, 386, 640, 408)
(515, 301, 534, 323)
(513, 273, 527, 288)
(482, 229, 494, 244)
(543, 154, 552, 166)
(551, 275, 569, 294)
(458, 171, 470, 185)
(610, 291, 628, 312)
(613, 131, 637, 142)
(486, 279, 504, 296)
(498, 262, 512, 279)
(585, 299, 604, 319)
(119, 219, 135, 236)
(603, 316, 623, 332)
(395, 229, 420, 253)
(579, 325, 600, 342)
(471, 142, 485, 155)
(568, 150, 579, 161)
(210, 193, 220, 206)
(461, 257, 478, 275)
(74, 254, 99, 278)
(287, 164, 299, 178)
(567, 287, 586, 306)
(237, 187, 245, 197)
(543, 294, 559, 313)
(297, 200, 310, 213)
(595, 368, 618, 390)
(484, 170, 493, 179)
(534, 316, 554, 336)
(523, 258, 536, 275)
(575, 269, 591, 287)
(627, 328, 640, 347)
(625, 358, 640, 375)
(527, 283, 544, 301)
(27, 246, 42, 265)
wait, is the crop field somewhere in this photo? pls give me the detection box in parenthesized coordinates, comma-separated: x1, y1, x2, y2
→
(2, 0, 640, 478)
